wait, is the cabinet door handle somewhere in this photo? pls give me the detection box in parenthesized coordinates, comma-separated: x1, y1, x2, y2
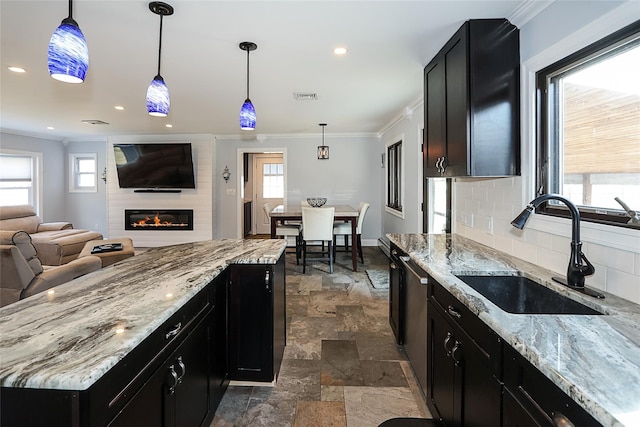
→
(175, 356, 186, 384)
(265, 269, 271, 290)
(390, 262, 397, 270)
(167, 365, 179, 395)
(440, 157, 447, 173)
(435, 157, 442, 172)
(552, 412, 575, 427)
(391, 249, 398, 256)
(444, 332, 454, 356)
(451, 341, 462, 366)
(165, 322, 182, 340)
(447, 305, 462, 319)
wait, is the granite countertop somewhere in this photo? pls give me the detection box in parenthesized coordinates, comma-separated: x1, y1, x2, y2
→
(0, 239, 286, 391)
(387, 233, 640, 427)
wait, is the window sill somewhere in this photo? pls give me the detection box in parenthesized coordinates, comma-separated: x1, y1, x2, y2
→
(385, 206, 404, 219)
(527, 214, 640, 253)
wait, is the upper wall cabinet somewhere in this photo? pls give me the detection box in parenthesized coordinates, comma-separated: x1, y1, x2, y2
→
(424, 19, 521, 178)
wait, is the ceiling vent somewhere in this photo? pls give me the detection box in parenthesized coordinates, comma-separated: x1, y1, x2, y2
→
(293, 92, 318, 101)
(81, 119, 109, 125)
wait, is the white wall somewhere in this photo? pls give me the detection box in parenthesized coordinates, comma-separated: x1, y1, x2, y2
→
(214, 133, 382, 242)
(65, 140, 108, 236)
(0, 132, 67, 221)
(454, 1, 640, 304)
(379, 104, 425, 240)
(106, 134, 215, 247)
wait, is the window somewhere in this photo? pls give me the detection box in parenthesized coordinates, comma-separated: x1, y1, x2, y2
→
(427, 178, 451, 233)
(387, 140, 403, 213)
(537, 23, 639, 228)
(69, 153, 97, 193)
(262, 162, 284, 198)
(0, 151, 41, 208)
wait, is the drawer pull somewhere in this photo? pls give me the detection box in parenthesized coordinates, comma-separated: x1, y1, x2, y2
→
(447, 305, 462, 319)
(165, 322, 182, 340)
(390, 262, 397, 270)
(552, 412, 575, 427)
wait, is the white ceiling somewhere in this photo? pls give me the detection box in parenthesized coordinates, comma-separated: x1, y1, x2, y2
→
(0, 0, 538, 141)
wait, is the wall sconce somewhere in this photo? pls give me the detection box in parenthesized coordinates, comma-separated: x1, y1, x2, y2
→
(222, 166, 231, 182)
(317, 123, 329, 160)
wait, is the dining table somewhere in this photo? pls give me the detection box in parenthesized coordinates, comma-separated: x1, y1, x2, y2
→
(270, 204, 360, 271)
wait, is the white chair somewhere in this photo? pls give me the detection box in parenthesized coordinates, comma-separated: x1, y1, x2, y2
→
(301, 206, 335, 273)
(333, 202, 369, 263)
(263, 202, 302, 263)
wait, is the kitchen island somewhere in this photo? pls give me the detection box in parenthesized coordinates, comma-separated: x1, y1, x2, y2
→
(0, 239, 286, 426)
(388, 233, 640, 427)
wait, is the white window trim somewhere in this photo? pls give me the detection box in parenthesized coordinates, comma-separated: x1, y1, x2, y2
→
(385, 134, 405, 219)
(520, 1, 640, 253)
(0, 148, 43, 214)
(69, 153, 98, 193)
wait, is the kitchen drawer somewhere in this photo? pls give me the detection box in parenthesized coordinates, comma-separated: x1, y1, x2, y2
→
(430, 279, 502, 376)
(88, 286, 212, 424)
(503, 344, 602, 426)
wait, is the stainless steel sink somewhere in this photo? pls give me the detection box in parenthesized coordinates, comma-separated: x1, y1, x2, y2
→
(454, 275, 603, 315)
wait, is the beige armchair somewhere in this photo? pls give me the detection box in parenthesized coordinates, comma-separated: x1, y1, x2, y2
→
(0, 205, 103, 265)
(0, 230, 102, 308)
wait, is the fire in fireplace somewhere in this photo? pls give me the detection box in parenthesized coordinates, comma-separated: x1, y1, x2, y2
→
(125, 209, 194, 231)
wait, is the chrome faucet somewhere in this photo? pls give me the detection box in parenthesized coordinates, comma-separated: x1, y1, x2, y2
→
(511, 194, 596, 290)
(614, 197, 640, 225)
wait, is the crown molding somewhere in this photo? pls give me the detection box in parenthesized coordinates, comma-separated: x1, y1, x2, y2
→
(508, 0, 555, 28)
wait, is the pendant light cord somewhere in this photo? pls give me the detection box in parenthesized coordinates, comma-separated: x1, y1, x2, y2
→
(157, 15, 164, 76)
(67, 0, 73, 19)
(246, 49, 250, 99)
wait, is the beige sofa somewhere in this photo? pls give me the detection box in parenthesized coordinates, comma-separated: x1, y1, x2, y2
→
(0, 205, 103, 265)
(0, 230, 102, 307)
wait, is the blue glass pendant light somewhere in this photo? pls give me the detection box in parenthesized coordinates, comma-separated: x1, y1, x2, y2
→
(48, 0, 89, 83)
(146, 2, 174, 117)
(239, 42, 257, 130)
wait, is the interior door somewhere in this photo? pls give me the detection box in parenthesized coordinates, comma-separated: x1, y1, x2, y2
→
(254, 154, 284, 235)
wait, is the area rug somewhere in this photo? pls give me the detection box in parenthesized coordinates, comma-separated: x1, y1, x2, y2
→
(366, 269, 389, 289)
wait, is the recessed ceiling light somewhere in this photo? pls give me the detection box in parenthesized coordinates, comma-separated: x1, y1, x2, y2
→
(333, 46, 348, 55)
(114, 105, 125, 111)
(8, 66, 26, 73)
(47, 126, 55, 130)
(165, 124, 173, 128)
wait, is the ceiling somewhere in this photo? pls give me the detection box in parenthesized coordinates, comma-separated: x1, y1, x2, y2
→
(0, 0, 539, 141)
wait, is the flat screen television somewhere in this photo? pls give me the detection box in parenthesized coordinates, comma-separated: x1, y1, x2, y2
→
(113, 143, 196, 189)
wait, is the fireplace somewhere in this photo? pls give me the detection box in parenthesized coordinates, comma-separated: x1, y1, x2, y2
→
(125, 209, 194, 231)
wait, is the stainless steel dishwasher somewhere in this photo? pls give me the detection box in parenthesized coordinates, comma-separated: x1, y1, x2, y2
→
(399, 253, 429, 399)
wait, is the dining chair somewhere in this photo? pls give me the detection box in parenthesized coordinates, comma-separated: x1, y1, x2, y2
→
(263, 202, 302, 263)
(301, 206, 335, 273)
(333, 202, 369, 263)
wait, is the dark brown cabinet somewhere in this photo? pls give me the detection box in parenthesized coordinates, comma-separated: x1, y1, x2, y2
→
(503, 343, 603, 427)
(424, 19, 520, 178)
(427, 279, 502, 427)
(228, 254, 286, 382)
(389, 245, 405, 345)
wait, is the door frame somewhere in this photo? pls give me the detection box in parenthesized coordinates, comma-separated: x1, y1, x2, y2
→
(235, 148, 288, 239)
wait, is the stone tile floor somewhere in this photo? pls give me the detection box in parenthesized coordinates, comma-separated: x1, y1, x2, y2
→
(210, 246, 432, 427)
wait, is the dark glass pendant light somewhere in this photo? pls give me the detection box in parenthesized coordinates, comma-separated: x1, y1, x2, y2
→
(48, 0, 89, 83)
(146, 2, 174, 117)
(239, 41, 257, 130)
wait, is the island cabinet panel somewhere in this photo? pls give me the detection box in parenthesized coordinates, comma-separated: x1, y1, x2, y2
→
(426, 278, 502, 427)
(0, 276, 228, 427)
(503, 344, 603, 427)
(424, 19, 520, 178)
(228, 254, 286, 382)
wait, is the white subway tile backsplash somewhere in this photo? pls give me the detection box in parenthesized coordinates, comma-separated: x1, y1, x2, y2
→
(587, 243, 635, 275)
(455, 179, 640, 304)
(606, 268, 640, 305)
